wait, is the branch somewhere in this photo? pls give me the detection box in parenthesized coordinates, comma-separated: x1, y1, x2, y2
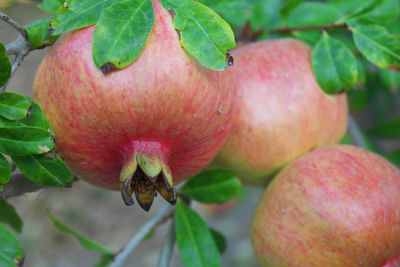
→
(348, 115, 369, 150)
(0, 11, 28, 39)
(157, 221, 176, 267)
(268, 23, 348, 34)
(0, 12, 32, 92)
(110, 204, 175, 267)
(0, 173, 44, 200)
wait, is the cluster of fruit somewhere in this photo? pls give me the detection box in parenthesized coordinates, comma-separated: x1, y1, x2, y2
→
(32, 2, 400, 266)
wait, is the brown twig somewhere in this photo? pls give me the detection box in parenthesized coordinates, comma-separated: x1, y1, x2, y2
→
(0, 173, 44, 200)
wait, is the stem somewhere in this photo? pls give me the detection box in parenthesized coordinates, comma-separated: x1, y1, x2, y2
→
(110, 204, 174, 267)
(0, 173, 44, 200)
(268, 23, 348, 34)
(0, 11, 28, 38)
(157, 221, 176, 267)
(348, 116, 369, 150)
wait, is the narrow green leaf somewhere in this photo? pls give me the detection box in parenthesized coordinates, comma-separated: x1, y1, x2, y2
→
(0, 92, 32, 121)
(25, 17, 59, 49)
(180, 170, 241, 204)
(19, 101, 51, 131)
(312, 32, 358, 94)
(386, 150, 400, 167)
(49, 212, 113, 254)
(209, 228, 227, 254)
(162, 0, 236, 70)
(0, 201, 23, 233)
(0, 126, 54, 156)
(349, 19, 400, 70)
(0, 224, 24, 267)
(0, 154, 11, 185)
(175, 200, 220, 267)
(92, 0, 154, 71)
(367, 117, 400, 138)
(280, 0, 303, 22)
(50, 0, 119, 35)
(344, 0, 399, 26)
(12, 154, 73, 187)
(0, 43, 11, 88)
(38, 0, 64, 14)
(287, 3, 342, 27)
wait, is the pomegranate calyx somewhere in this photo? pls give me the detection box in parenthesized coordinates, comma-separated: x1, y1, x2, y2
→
(119, 152, 176, 211)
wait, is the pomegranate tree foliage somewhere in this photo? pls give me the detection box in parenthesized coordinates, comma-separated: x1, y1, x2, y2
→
(0, 0, 399, 266)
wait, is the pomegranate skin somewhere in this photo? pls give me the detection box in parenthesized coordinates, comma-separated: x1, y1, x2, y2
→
(33, 0, 235, 191)
(212, 39, 348, 185)
(251, 145, 400, 267)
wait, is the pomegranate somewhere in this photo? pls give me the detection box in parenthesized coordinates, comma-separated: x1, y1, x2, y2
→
(33, 0, 235, 211)
(251, 145, 400, 266)
(211, 38, 348, 185)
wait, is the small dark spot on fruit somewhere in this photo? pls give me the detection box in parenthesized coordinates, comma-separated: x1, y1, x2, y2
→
(226, 52, 234, 67)
(100, 62, 116, 74)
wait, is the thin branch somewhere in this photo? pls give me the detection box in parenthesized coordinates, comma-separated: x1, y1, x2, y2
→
(157, 221, 176, 267)
(268, 23, 348, 34)
(0, 173, 44, 200)
(0, 11, 28, 39)
(110, 204, 175, 267)
(348, 115, 369, 150)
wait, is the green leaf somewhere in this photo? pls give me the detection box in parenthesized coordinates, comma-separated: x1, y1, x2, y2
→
(94, 254, 114, 267)
(0, 154, 11, 185)
(344, 0, 399, 26)
(19, 101, 51, 131)
(0, 224, 24, 267)
(367, 117, 400, 138)
(348, 88, 368, 113)
(0, 43, 11, 88)
(0, 126, 54, 156)
(0, 92, 32, 121)
(379, 68, 400, 94)
(0, 201, 23, 233)
(339, 133, 352, 145)
(175, 200, 220, 267)
(198, 0, 261, 11)
(386, 150, 400, 167)
(328, 0, 366, 13)
(92, 0, 154, 72)
(12, 154, 73, 187)
(280, 0, 303, 22)
(38, 0, 64, 14)
(349, 19, 400, 70)
(25, 17, 59, 49)
(181, 170, 241, 204)
(312, 32, 358, 94)
(49, 212, 113, 255)
(209, 228, 227, 254)
(161, 0, 236, 70)
(286, 2, 342, 45)
(50, 0, 119, 35)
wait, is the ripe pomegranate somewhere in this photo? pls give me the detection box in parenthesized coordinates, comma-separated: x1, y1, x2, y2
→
(211, 39, 348, 185)
(33, 0, 235, 211)
(251, 145, 400, 267)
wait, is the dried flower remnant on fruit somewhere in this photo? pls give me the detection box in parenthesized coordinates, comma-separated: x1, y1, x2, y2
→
(120, 153, 177, 211)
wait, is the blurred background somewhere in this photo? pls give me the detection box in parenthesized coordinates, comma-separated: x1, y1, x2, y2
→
(1, 0, 400, 266)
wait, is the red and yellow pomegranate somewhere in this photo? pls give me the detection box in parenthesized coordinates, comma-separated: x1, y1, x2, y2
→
(252, 145, 400, 266)
(211, 39, 348, 185)
(33, 0, 236, 211)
